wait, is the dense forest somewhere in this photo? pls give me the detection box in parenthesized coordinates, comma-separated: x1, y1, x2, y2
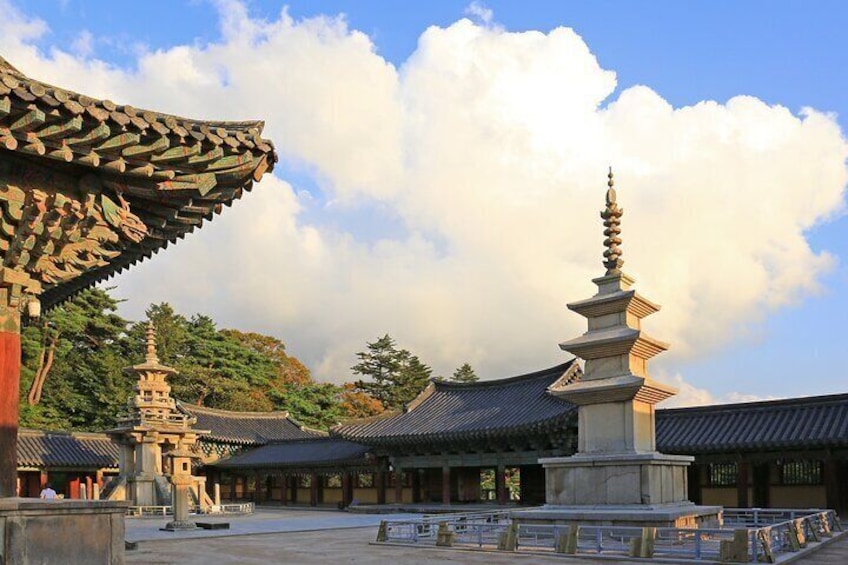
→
(19, 288, 477, 432)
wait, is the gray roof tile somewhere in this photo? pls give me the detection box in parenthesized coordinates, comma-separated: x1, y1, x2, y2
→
(179, 402, 324, 445)
(213, 438, 370, 469)
(656, 393, 848, 453)
(17, 429, 119, 468)
(333, 361, 579, 446)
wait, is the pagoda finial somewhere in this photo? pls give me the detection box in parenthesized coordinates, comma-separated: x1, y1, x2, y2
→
(145, 321, 159, 364)
(601, 167, 624, 275)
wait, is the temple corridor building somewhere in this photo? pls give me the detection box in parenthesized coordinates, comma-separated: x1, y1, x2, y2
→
(21, 363, 839, 516)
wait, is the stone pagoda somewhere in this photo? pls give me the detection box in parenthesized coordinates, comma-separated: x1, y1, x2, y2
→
(106, 322, 209, 530)
(525, 169, 720, 527)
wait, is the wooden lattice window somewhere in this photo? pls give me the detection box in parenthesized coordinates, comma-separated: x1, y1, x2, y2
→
(297, 475, 312, 488)
(708, 462, 738, 487)
(356, 472, 374, 488)
(325, 474, 342, 488)
(780, 460, 822, 485)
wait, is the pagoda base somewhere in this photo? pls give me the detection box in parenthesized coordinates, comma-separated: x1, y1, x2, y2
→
(513, 502, 723, 528)
(0, 498, 127, 564)
(541, 452, 694, 506)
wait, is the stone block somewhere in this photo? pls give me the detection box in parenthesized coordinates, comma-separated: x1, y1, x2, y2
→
(0, 498, 127, 565)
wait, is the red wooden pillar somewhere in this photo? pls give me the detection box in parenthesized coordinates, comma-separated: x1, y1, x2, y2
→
(229, 474, 236, 501)
(254, 470, 263, 503)
(824, 459, 840, 513)
(0, 286, 22, 498)
(412, 469, 421, 503)
(442, 465, 451, 505)
(496, 464, 507, 506)
(69, 476, 80, 499)
(281, 473, 288, 505)
(376, 470, 386, 505)
(341, 472, 351, 507)
(394, 468, 404, 504)
(309, 472, 318, 506)
(737, 460, 749, 508)
(85, 476, 94, 499)
(39, 469, 48, 490)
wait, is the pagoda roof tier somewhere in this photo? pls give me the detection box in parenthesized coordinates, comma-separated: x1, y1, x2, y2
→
(552, 374, 677, 406)
(567, 289, 661, 319)
(0, 56, 277, 308)
(332, 361, 580, 447)
(559, 326, 669, 360)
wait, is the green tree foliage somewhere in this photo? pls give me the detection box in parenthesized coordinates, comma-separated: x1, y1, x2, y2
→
(352, 334, 432, 410)
(19, 288, 132, 431)
(451, 362, 479, 383)
(128, 305, 346, 428)
(19, 291, 424, 433)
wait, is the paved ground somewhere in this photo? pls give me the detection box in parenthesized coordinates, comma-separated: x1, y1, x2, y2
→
(125, 508, 848, 564)
(124, 507, 420, 542)
(126, 526, 606, 564)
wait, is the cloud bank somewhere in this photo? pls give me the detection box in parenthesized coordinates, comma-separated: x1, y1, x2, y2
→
(2, 1, 845, 406)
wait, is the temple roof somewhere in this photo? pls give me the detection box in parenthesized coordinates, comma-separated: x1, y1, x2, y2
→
(0, 56, 277, 307)
(333, 361, 580, 447)
(655, 393, 848, 453)
(17, 428, 118, 469)
(178, 402, 324, 446)
(212, 438, 371, 470)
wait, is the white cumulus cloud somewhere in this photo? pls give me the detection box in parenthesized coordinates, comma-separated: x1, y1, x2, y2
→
(1, 2, 845, 402)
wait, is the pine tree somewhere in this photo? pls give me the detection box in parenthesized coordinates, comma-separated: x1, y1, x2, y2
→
(352, 335, 432, 410)
(451, 362, 478, 383)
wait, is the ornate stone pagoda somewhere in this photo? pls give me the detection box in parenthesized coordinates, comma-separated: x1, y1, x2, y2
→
(106, 323, 210, 530)
(522, 170, 721, 528)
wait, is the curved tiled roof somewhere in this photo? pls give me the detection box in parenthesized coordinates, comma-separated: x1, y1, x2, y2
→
(0, 55, 277, 307)
(213, 438, 371, 470)
(656, 393, 848, 453)
(333, 361, 579, 446)
(178, 402, 324, 446)
(17, 429, 118, 468)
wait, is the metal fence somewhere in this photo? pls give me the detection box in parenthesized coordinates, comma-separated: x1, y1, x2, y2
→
(126, 502, 255, 517)
(376, 508, 843, 563)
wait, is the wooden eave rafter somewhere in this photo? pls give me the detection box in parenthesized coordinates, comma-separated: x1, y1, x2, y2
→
(0, 57, 278, 308)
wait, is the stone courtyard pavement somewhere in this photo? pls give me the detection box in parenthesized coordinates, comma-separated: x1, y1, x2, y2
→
(125, 507, 848, 564)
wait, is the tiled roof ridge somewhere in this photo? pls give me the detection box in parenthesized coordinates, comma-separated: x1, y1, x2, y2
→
(265, 436, 357, 445)
(657, 392, 848, 416)
(178, 401, 291, 419)
(331, 409, 401, 431)
(432, 360, 576, 390)
(0, 55, 278, 309)
(0, 59, 270, 137)
(18, 428, 111, 440)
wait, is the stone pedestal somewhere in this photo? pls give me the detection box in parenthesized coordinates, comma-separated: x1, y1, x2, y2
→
(163, 449, 197, 531)
(0, 498, 127, 565)
(530, 452, 723, 528)
(543, 452, 693, 506)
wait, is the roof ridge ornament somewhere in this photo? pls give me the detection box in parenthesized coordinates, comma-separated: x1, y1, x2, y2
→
(601, 167, 624, 275)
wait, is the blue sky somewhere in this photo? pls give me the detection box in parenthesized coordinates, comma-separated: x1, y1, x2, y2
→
(6, 0, 847, 403)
